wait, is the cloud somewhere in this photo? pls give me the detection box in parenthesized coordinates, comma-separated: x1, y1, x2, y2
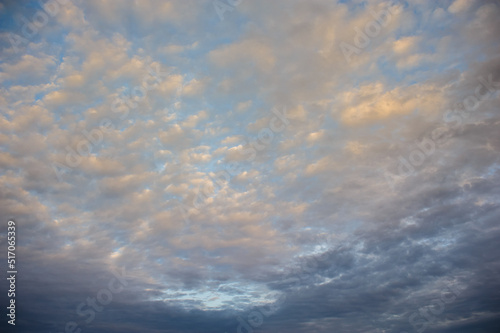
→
(0, 53, 56, 84)
(209, 39, 276, 73)
(393, 35, 421, 54)
(1, 1, 500, 332)
(448, 0, 474, 14)
(338, 81, 445, 125)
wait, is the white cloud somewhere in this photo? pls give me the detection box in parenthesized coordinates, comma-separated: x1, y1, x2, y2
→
(448, 0, 474, 14)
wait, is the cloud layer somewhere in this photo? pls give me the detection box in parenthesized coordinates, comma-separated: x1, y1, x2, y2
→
(1, 0, 500, 332)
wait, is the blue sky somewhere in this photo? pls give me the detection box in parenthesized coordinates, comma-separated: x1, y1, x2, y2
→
(1, 0, 500, 332)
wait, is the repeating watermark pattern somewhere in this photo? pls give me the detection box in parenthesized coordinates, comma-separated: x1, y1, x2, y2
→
(51, 62, 170, 182)
(213, 0, 243, 21)
(339, 1, 403, 64)
(385, 74, 500, 191)
(9, 0, 68, 53)
(52, 267, 131, 333)
(177, 106, 291, 225)
(6, 219, 17, 326)
(401, 283, 466, 333)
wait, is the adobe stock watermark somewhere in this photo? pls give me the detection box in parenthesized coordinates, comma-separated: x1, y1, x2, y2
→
(177, 106, 291, 225)
(235, 295, 286, 333)
(339, 1, 402, 64)
(6, 219, 17, 326)
(9, 0, 68, 53)
(384, 74, 500, 191)
(213, 0, 243, 21)
(52, 267, 131, 333)
(51, 62, 170, 182)
(400, 283, 465, 333)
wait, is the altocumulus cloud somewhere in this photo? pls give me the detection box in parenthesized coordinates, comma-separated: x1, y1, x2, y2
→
(1, 0, 500, 332)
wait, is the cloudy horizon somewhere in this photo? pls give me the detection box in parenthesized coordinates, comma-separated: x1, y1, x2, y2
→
(1, 0, 500, 332)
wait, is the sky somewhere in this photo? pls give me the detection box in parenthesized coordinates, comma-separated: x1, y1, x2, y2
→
(0, 0, 500, 332)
